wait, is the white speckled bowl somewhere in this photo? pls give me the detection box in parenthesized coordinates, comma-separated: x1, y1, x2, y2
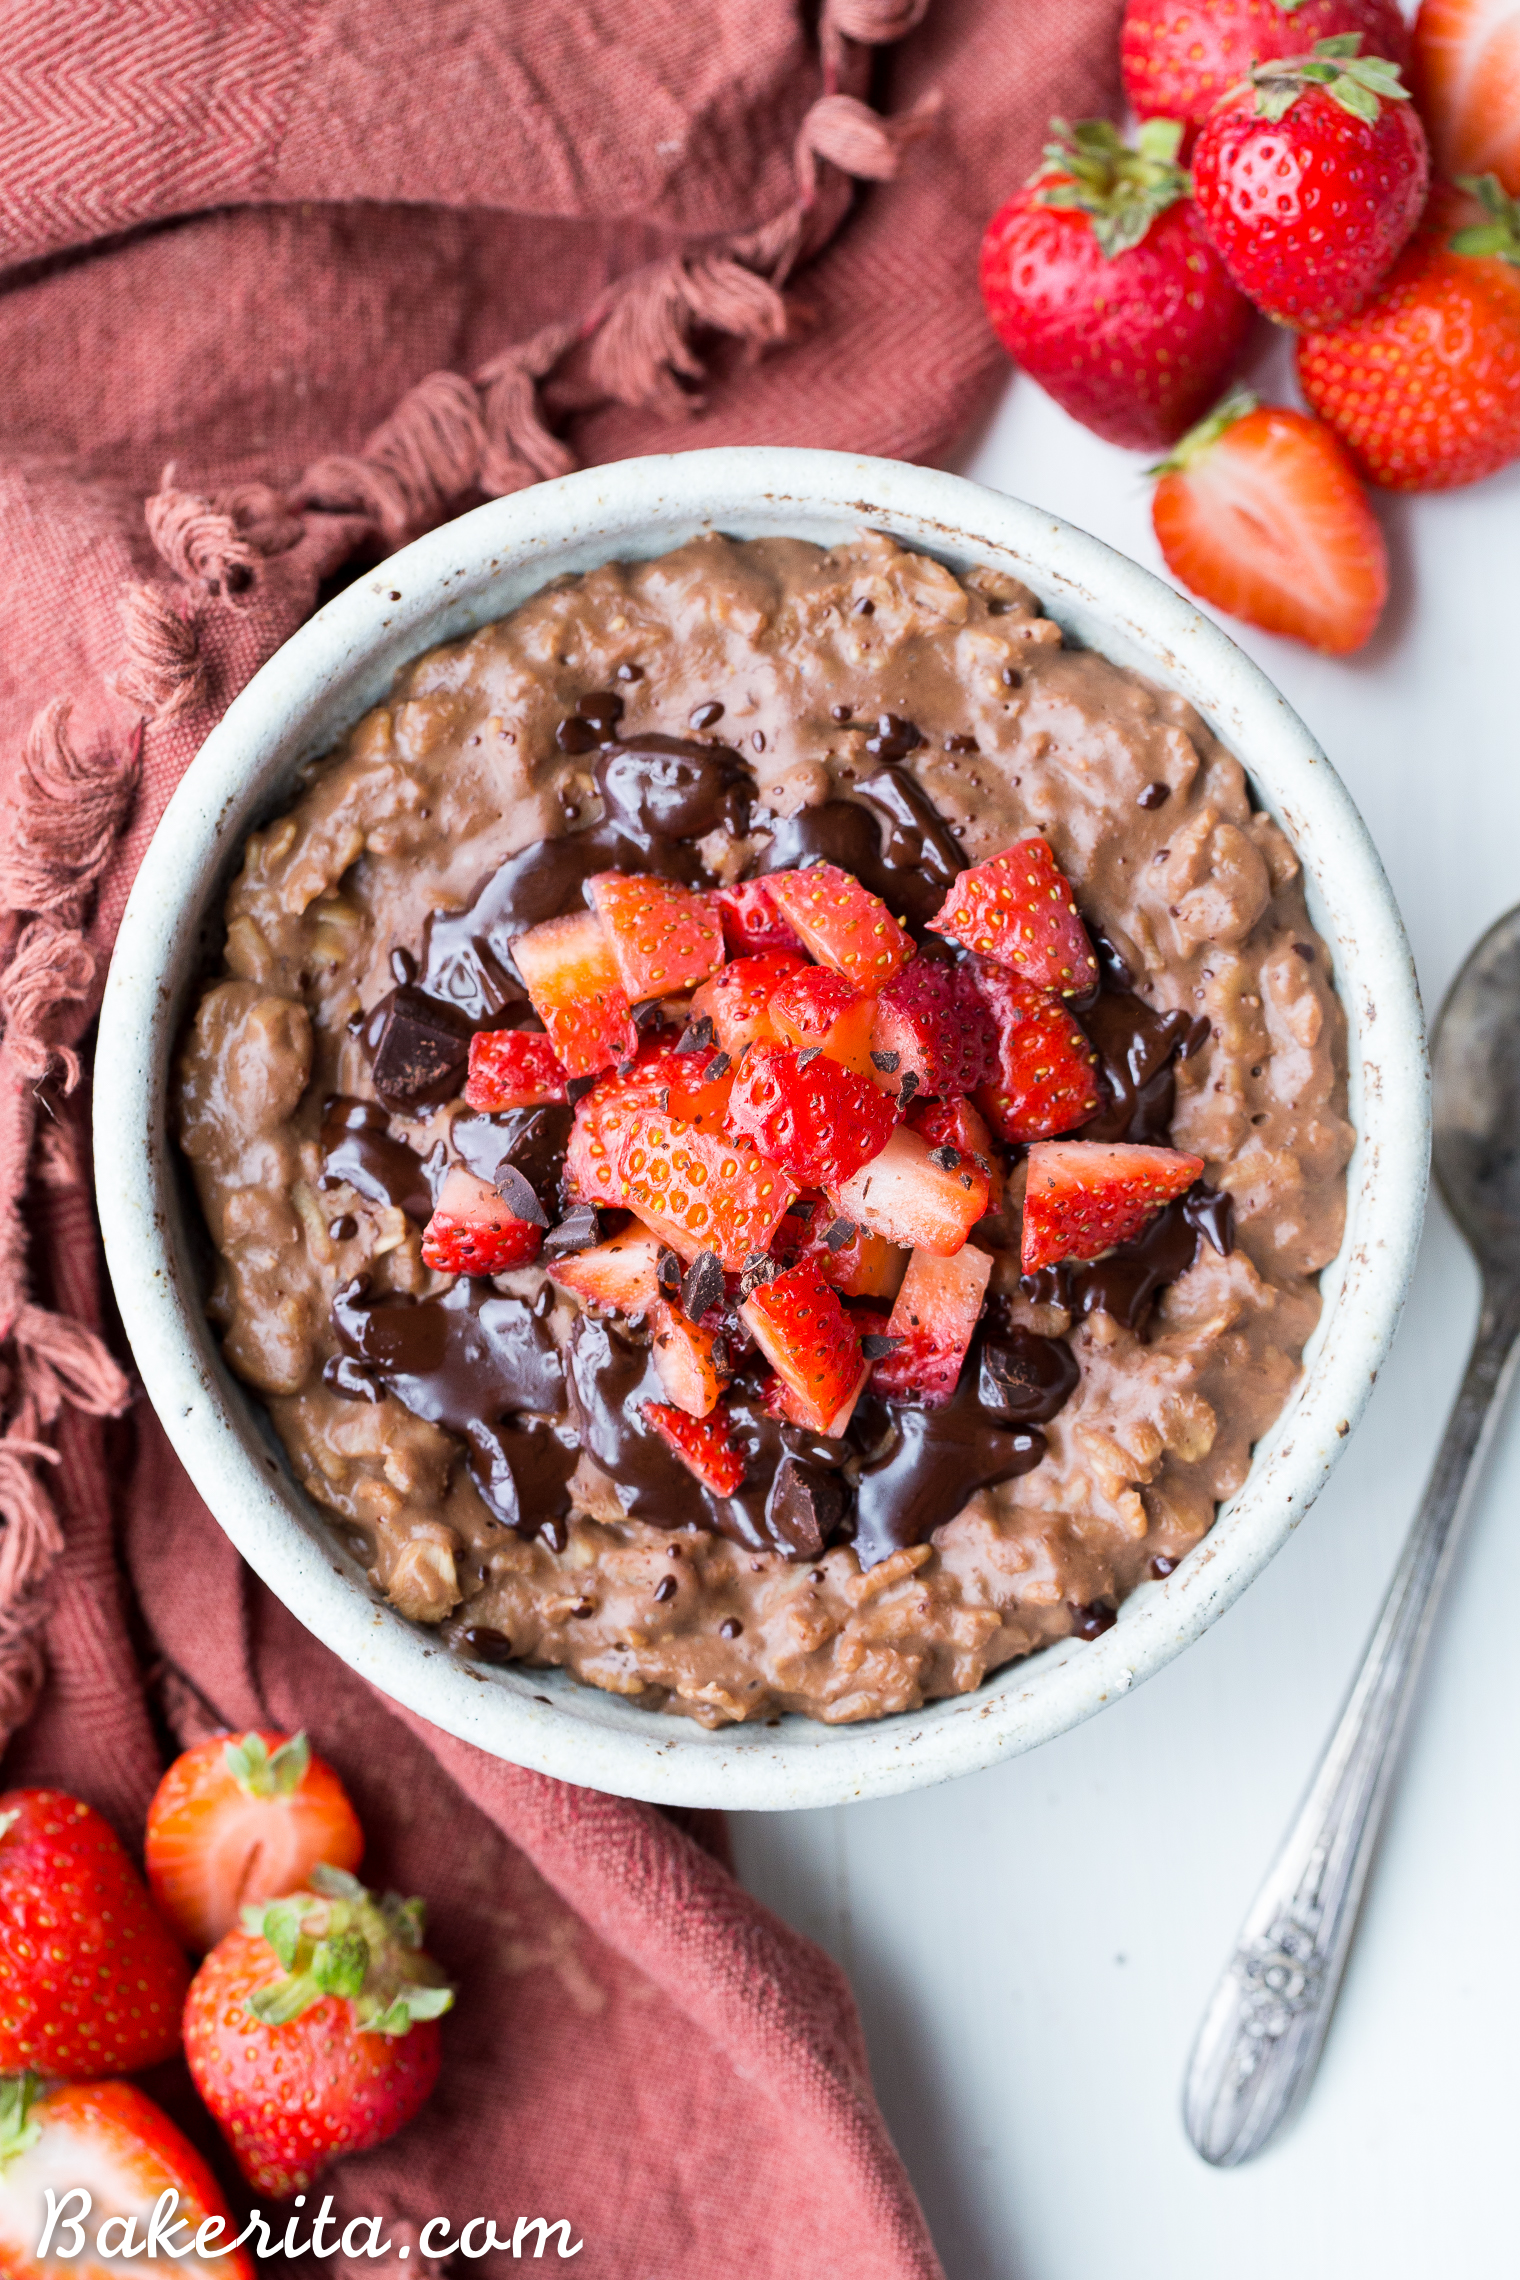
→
(95, 447, 1429, 1809)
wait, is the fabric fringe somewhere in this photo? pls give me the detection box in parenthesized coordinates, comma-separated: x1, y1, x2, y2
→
(115, 580, 206, 721)
(0, 699, 139, 1748)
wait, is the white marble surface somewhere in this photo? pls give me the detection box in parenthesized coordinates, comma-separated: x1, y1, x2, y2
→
(729, 338, 1520, 2280)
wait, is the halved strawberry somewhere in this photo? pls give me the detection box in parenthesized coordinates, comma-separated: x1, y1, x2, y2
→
(871, 1244, 994, 1406)
(768, 863, 914, 990)
(644, 1400, 747, 1495)
(831, 1124, 991, 1256)
(908, 1093, 1006, 1212)
(1414, 0, 1520, 195)
(1150, 392, 1388, 656)
(870, 958, 999, 1098)
(740, 1258, 866, 1435)
(711, 878, 805, 956)
(928, 837, 1098, 998)
(563, 1044, 732, 1205)
(649, 1298, 730, 1417)
(727, 1042, 899, 1190)
(972, 964, 1101, 1143)
(547, 1226, 661, 1313)
(464, 1028, 568, 1110)
(689, 948, 810, 1057)
(144, 1730, 364, 1955)
(768, 966, 879, 1075)
(421, 1166, 543, 1274)
(585, 870, 724, 1000)
(0, 2078, 254, 2280)
(1021, 1139, 1204, 1271)
(512, 908, 637, 1075)
(616, 1107, 797, 1268)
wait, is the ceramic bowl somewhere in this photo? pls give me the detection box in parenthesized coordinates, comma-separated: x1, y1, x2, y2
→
(94, 447, 1429, 1809)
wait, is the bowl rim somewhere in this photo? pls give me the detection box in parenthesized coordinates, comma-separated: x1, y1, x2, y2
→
(94, 445, 1430, 1810)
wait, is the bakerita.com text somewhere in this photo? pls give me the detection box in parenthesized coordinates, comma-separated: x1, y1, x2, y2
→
(35, 2190, 584, 2261)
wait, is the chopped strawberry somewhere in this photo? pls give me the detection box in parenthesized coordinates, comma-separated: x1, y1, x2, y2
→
(870, 958, 999, 1098)
(548, 1226, 661, 1313)
(1021, 1139, 1205, 1272)
(727, 1042, 899, 1191)
(0, 2078, 254, 2280)
(712, 877, 805, 956)
(644, 1400, 747, 1495)
(870, 1245, 993, 1405)
(585, 870, 724, 1000)
(649, 1298, 730, 1417)
(512, 908, 637, 1075)
(689, 948, 809, 1057)
(768, 863, 913, 991)
(144, 1730, 364, 1955)
(768, 966, 879, 1076)
(421, 1165, 543, 1274)
(1150, 392, 1389, 655)
(563, 1045, 732, 1205)
(928, 837, 1098, 998)
(831, 1124, 991, 1256)
(972, 964, 1101, 1143)
(761, 1362, 871, 1440)
(740, 1258, 866, 1435)
(616, 1107, 796, 1269)
(464, 1028, 568, 1110)
(908, 1093, 1006, 1212)
(804, 1216, 911, 1302)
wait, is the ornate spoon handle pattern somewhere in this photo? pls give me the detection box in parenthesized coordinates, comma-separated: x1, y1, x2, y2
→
(1183, 1278, 1520, 2167)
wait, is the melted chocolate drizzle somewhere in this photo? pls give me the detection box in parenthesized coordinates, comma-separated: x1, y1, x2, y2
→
(330, 1277, 575, 1532)
(755, 762, 965, 935)
(319, 1099, 437, 1222)
(848, 1368, 1048, 1570)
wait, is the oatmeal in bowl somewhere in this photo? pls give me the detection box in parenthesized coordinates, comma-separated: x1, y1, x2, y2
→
(97, 449, 1424, 1804)
(173, 523, 1352, 1730)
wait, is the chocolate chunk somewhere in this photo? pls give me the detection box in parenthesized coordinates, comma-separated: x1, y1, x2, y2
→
(681, 1248, 724, 1321)
(555, 715, 601, 755)
(493, 1163, 549, 1227)
(830, 704, 852, 722)
(929, 1145, 960, 1171)
(864, 713, 923, 760)
(978, 1329, 1080, 1426)
(1138, 781, 1170, 810)
(653, 1573, 678, 1603)
(460, 1625, 514, 1665)
(737, 1252, 777, 1298)
(797, 1045, 822, 1067)
(370, 986, 472, 1112)
(788, 1197, 817, 1221)
(575, 690, 625, 734)
(703, 1052, 732, 1082)
(616, 661, 643, 682)
(719, 1616, 744, 1638)
(898, 1070, 920, 1104)
(824, 1217, 856, 1251)
(1001, 667, 1022, 690)
(871, 1049, 901, 1073)
(330, 1215, 358, 1241)
(860, 1333, 906, 1360)
(566, 1073, 598, 1104)
(765, 1457, 844, 1560)
(689, 700, 725, 731)
(544, 1204, 602, 1258)
(1071, 1600, 1117, 1641)
(677, 1015, 716, 1055)
(656, 1247, 683, 1299)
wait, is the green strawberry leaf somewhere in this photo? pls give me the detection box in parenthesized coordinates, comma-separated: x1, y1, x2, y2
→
(0, 2075, 43, 2170)
(224, 1730, 311, 1799)
(247, 1970, 324, 2026)
(1034, 115, 1192, 260)
(1250, 35, 1412, 124)
(311, 1931, 370, 1998)
(309, 1862, 366, 1903)
(1147, 387, 1258, 478)
(1451, 174, 1520, 266)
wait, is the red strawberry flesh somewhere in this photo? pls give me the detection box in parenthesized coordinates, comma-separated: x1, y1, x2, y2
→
(929, 837, 1098, 998)
(512, 908, 637, 1076)
(740, 1257, 866, 1435)
(1021, 1139, 1205, 1272)
(585, 869, 724, 999)
(727, 1041, 898, 1190)
(871, 1244, 994, 1406)
(464, 1028, 568, 1110)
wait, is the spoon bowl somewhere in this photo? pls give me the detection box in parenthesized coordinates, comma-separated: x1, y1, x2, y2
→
(1432, 905, 1520, 1272)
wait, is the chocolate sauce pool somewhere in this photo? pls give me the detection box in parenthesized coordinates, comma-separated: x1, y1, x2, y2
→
(332, 702, 1234, 1581)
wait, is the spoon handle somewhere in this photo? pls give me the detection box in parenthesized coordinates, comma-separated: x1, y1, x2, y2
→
(1182, 1277, 1520, 2167)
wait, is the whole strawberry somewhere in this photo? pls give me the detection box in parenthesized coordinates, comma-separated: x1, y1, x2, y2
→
(979, 118, 1253, 451)
(183, 1864, 452, 2196)
(1297, 175, 1520, 489)
(0, 1789, 190, 2078)
(1192, 36, 1429, 327)
(1122, 0, 1410, 139)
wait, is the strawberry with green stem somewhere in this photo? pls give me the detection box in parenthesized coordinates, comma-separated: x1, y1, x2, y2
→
(183, 1864, 452, 2197)
(979, 118, 1253, 451)
(1191, 37, 1429, 328)
(1122, 0, 1409, 140)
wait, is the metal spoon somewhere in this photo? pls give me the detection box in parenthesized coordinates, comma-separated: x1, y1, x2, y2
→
(1183, 903, 1520, 2167)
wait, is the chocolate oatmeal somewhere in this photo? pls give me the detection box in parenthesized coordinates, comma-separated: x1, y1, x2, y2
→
(174, 532, 1352, 1727)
